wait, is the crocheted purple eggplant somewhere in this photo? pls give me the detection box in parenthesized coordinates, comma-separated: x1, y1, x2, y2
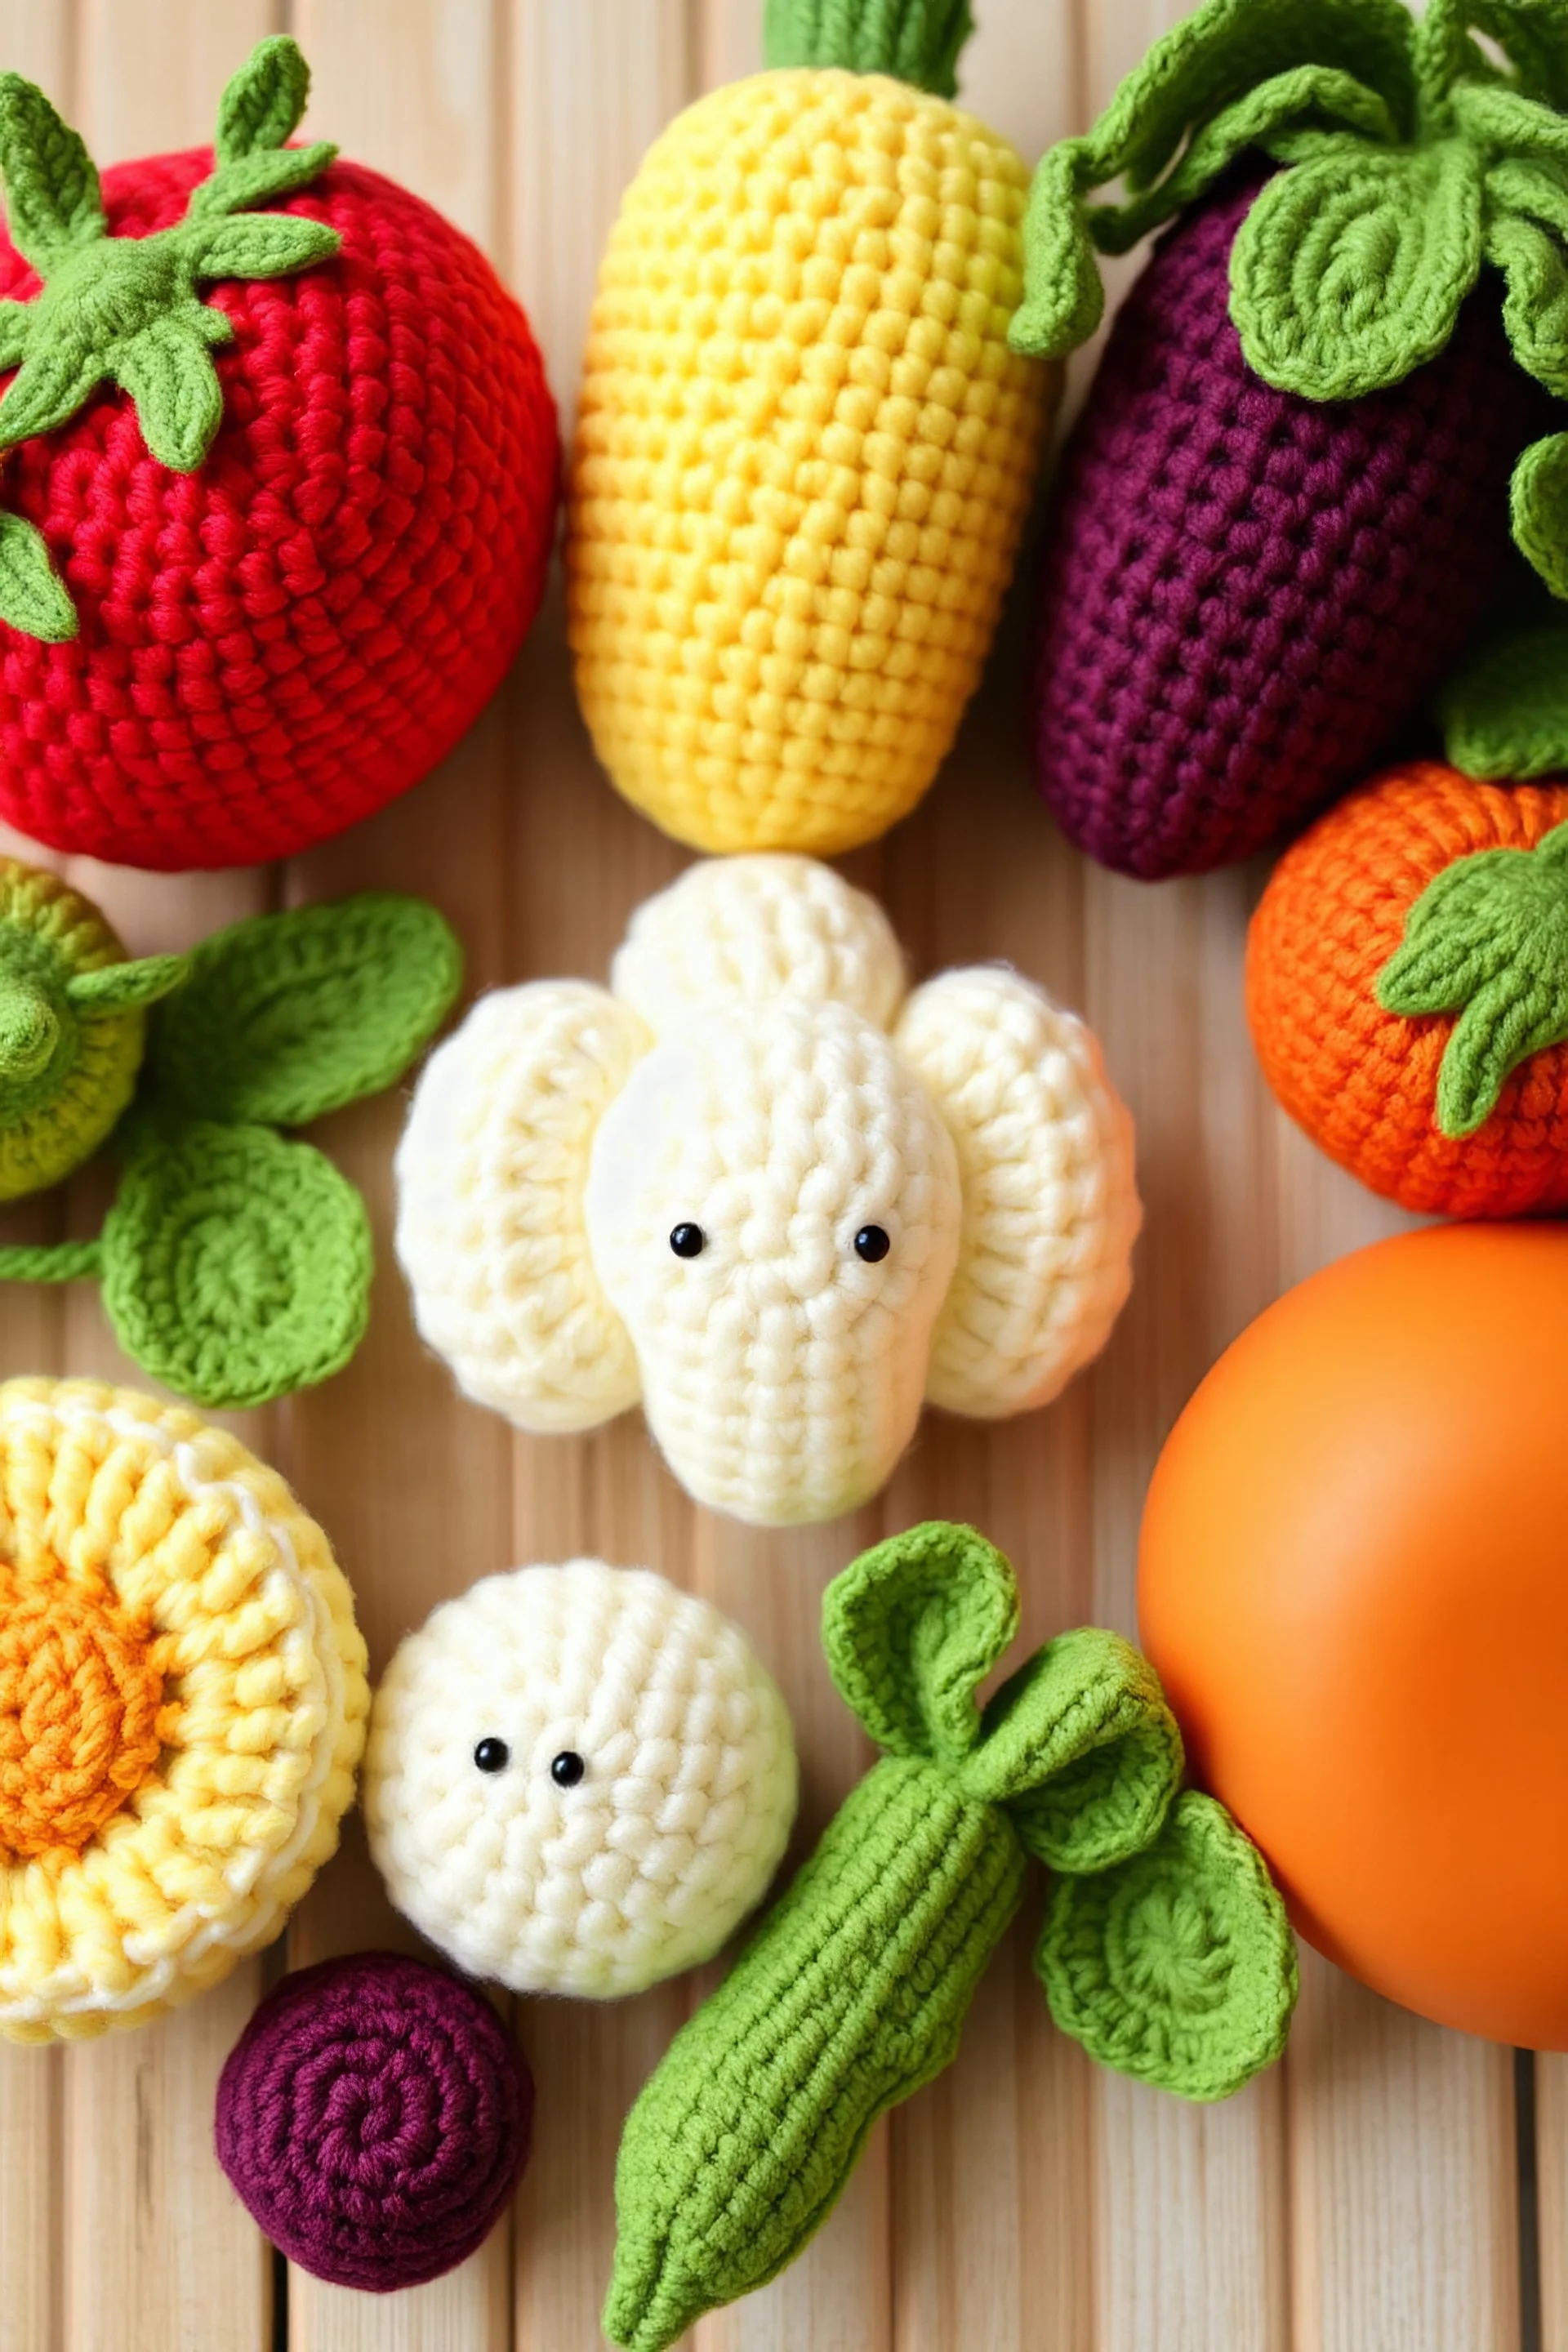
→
(1009, 0, 1568, 881)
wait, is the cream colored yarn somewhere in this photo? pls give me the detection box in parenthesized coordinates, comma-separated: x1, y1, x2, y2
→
(363, 1561, 797, 1999)
(0, 1379, 368, 2044)
(394, 855, 1140, 1526)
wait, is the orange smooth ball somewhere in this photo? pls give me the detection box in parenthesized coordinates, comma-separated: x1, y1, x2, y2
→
(1138, 1224, 1568, 2048)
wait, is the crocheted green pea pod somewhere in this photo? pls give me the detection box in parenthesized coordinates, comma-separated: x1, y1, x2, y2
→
(0, 879, 461, 1409)
(604, 1521, 1297, 2352)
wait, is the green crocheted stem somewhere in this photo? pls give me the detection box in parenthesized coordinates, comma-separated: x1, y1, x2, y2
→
(1377, 816, 1568, 1134)
(762, 0, 974, 96)
(1038, 1792, 1298, 2102)
(0, 37, 340, 640)
(605, 1758, 1023, 2352)
(1439, 599, 1568, 777)
(0, 1236, 100, 1281)
(1009, 0, 1568, 590)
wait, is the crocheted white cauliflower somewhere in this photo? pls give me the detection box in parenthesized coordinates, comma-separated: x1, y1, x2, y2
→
(394, 856, 1139, 1526)
(364, 1561, 796, 1999)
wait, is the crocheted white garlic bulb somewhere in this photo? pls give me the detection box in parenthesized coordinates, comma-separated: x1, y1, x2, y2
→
(395, 856, 1139, 1526)
(364, 1561, 796, 2000)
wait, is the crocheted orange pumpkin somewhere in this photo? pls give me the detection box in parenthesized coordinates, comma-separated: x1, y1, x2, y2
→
(0, 38, 556, 870)
(1246, 762, 1568, 1216)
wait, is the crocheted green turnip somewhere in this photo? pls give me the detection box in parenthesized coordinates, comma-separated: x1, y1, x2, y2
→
(604, 1521, 1297, 2352)
(0, 863, 461, 1409)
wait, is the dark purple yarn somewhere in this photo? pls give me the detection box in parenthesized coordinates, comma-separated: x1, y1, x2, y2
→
(215, 1952, 532, 2292)
(1031, 173, 1554, 880)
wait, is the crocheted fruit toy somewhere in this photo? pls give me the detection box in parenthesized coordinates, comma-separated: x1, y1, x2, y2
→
(364, 1561, 796, 1998)
(1141, 1224, 1568, 2047)
(1008, 0, 1568, 880)
(0, 863, 461, 1406)
(0, 1378, 367, 2043)
(565, 0, 1053, 856)
(394, 855, 1138, 1526)
(1247, 760, 1568, 1215)
(605, 1521, 1296, 2352)
(216, 1952, 533, 2292)
(0, 38, 556, 870)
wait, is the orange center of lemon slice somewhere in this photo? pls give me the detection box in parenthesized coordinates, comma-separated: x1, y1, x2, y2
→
(0, 1571, 166, 1863)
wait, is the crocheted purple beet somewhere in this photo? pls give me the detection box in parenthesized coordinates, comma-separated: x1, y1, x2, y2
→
(215, 1951, 532, 2292)
(1030, 175, 1552, 880)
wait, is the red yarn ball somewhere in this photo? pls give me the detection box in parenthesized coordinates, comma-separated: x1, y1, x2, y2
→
(0, 150, 559, 870)
(215, 1950, 533, 2292)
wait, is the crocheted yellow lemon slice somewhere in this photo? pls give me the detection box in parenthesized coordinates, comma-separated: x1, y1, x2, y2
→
(0, 1379, 368, 2043)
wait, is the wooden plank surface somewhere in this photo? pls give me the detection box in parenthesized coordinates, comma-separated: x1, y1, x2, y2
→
(0, 2, 1544, 2351)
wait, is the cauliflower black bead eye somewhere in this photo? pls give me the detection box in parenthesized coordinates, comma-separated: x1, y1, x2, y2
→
(854, 1225, 891, 1263)
(474, 1738, 510, 1773)
(551, 1750, 586, 1788)
(670, 1223, 705, 1258)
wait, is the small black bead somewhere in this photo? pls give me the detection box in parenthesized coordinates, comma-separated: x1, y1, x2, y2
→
(669, 1223, 705, 1258)
(854, 1224, 891, 1263)
(473, 1737, 510, 1774)
(551, 1749, 586, 1788)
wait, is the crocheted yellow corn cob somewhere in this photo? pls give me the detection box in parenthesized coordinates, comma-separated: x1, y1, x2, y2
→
(567, 2, 1054, 855)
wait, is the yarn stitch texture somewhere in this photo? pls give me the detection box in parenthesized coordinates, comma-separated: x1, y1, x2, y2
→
(566, 24, 1053, 858)
(0, 1378, 368, 2043)
(0, 871, 461, 1410)
(1440, 591, 1568, 781)
(1247, 762, 1568, 1215)
(0, 48, 558, 868)
(215, 1951, 532, 2292)
(394, 854, 1138, 1526)
(364, 1560, 797, 1999)
(604, 1521, 1297, 2351)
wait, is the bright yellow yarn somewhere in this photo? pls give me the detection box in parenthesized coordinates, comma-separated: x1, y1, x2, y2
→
(0, 1379, 368, 2043)
(568, 68, 1056, 855)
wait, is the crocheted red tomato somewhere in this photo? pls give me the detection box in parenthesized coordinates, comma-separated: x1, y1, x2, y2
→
(0, 39, 557, 870)
(1009, 0, 1568, 880)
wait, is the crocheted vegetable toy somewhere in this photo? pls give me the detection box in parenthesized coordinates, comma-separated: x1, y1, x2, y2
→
(216, 1952, 533, 2292)
(1247, 760, 1568, 1215)
(605, 1521, 1297, 2352)
(1140, 1223, 1568, 2047)
(364, 1561, 796, 1998)
(395, 855, 1138, 1526)
(0, 865, 460, 1407)
(565, 0, 1053, 856)
(0, 1378, 368, 2044)
(1008, 0, 1568, 880)
(0, 38, 557, 870)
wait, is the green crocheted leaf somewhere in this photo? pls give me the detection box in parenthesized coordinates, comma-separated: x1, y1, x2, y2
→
(0, 72, 104, 274)
(1231, 135, 1484, 398)
(1439, 603, 1568, 777)
(0, 509, 74, 641)
(102, 1121, 372, 1409)
(1470, 0, 1568, 107)
(1484, 199, 1568, 399)
(1513, 430, 1568, 599)
(214, 35, 312, 165)
(762, 0, 975, 96)
(1037, 1791, 1298, 2102)
(1453, 72, 1568, 167)
(1376, 818, 1568, 1134)
(960, 1629, 1184, 1873)
(145, 893, 463, 1130)
(0, 301, 31, 371)
(822, 1521, 1019, 1763)
(1009, 0, 1418, 359)
(0, 337, 107, 450)
(181, 212, 341, 282)
(111, 321, 226, 474)
(186, 140, 340, 225)
(65, 954, 189, 1014)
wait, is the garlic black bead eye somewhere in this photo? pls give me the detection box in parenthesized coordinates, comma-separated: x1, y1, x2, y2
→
(474, 1738, 510, 1773)
(670, 1223, 705, 1258)
(854, 1225, 890, 1263)
(550, 1749, 586, 1788)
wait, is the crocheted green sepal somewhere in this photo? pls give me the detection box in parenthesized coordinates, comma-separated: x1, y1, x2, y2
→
(1009, 0, 1568, 597)
(761, 0, 974, 97)
(100, 1120, 372, 1410)
(1376, 818, 1568, 1134)
(0, 36, 341, 641)
(144, 893, 463, 1130)
(1440, 602, 1568, 776)
(1037, 1791, 1299, 2102)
